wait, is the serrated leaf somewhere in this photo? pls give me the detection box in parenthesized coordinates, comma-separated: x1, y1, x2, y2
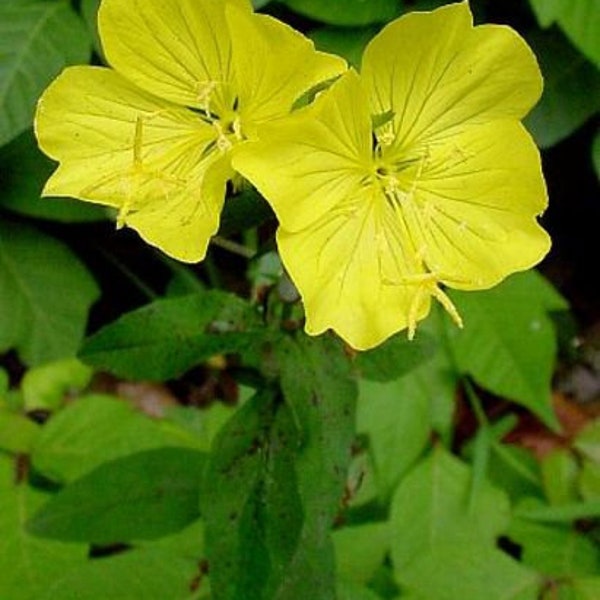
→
(0, 455, 87, 600)
(283, 0, 401, 26)
(529, 0, 600, 66)
(525, 30, 600, 148)
(38, 549, 201, 600)
(354, 331, 435, 382)
(0, 0, 91, 147)
(0, 220, 100, 365)
(357, 377, 431, 498)
(446, 271, 567, 428)
(0, 131, 107, 222)
(310, 26, 376, 68)
(80, 291, 262, 380)
(28, 447, 206, 544)
(203, 336, 356, 600)
(31, 394, 204, 484)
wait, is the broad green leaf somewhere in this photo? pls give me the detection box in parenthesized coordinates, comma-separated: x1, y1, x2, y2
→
(0, 221, 100, 365)
(0, 455, 87, 600)
(80, 291, 262, 380)
(528, 0, 600, 67)
(80, 0, 102, 57)
(390, 446, 511, 572)
(398, 542, 540, 600)
(333, 522, 390, 585)
(31, 394, 204, 484)
(447, 271, 567, 428)
(0, 131, 107, 222)
(283, 0, 401, 26)
(508, 519, 600, 578)
(38, 549, 201, 600)
(354, 332, 435, 382)
(525, 31, 600, 148)
(28, 447, 206, 543)
(310, 26, 377, 68)
(337, 580, 383, 600)
(21, 358, 93, 412)
(0, 408, 40, 453)
(0, 0, 91, 146)
(540, 449, 579, 505)
(203, 336, 356, 600)
(357, 377, 431, 498)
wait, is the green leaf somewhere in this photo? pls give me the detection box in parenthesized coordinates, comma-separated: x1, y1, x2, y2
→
(80, 0, 102, 58)
(80, 291, 262, 380)
(0, 220, 100, 365)
(21, 358, 93, 412)
(508, 519, 600, 578)
(578, 459, 600, 501)
(31, 394, 204, 484)
(571, 578, 600, 599)
(357, 377, 431, 498)
(0, 455, 87, 600)
(515, 498, 600, 522)
(528, 0, 600, 67)
(283, 0, 401, 26)
(540, 449, 579, 505)
(0, 0, 91, 147)
(0, 131, 107, 222)
(0, 408, 40, 453)
(525, 30, 600, 148)
(574, 419, 600, 462)
(310, 26, 377, 68)
(354, 331, 435, 382)
(447, 271, 567, 428)
(28, 447, 206, 544)
(337, 580, 383, 600)
(38, 549, 201, 600)
(390, 446, 511, 573)
(218, 188, 274, 237)
(203, 336, 356, 600)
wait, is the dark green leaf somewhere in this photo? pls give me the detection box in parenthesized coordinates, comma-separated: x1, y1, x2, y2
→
(354, 331, 435, 382)
(0, 455, 87, 600)
(283, 0, 401, 26)
(0, 220, 100, 365)
(0, 131, 107, 222)
(447, 271, 568, 428)
(80, 291, 262, 380)
(310, 26, 377, 68)
(31, 394, 205, 484)
(525, 30, 600, 148)
(218, 188, 274, 237)
(38, 549, 201, 600)
(0, 0, 91, 146)
(80, 0, 103, 58)
(28, 447, 206, 544)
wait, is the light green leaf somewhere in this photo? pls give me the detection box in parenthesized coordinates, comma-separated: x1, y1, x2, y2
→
(515, 498, 600, 522)
(38, 549, 201, 600)
(0, 0, 91, 147)
(21, 358, 93, 412)
(310, 26, 377, 68)
(357, 377, 431, 498)
(31, 394, 204, 484)
(0, 455, 87, 600)
(540, 449, 579, 505)
(571, 578, 600, 599)
(508, 519, 600, 577)
(283, 0, 401, 26)
(28, 447, 206, 543)
(337, 580, 383, 600)
(80, 291, 262, 381)
(525, 30, 600, 148)
(447, 271, 567, 428)
(0, 408, 40, 453)
(578, 459, 600, 501)
(0, 131, 107, 222)
(529, 0, 600, 67)
(390, 446, 511, 572)
(0, 221, 100, 365)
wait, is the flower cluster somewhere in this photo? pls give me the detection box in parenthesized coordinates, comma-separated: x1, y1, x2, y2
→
(35, 0, 550, 350)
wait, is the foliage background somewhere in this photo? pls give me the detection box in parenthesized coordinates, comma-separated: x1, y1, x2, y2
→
(0, 0, 599, 599)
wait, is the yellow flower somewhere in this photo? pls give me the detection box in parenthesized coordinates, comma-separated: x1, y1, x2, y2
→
(34, 0, 345, 262)
(233, 2, 551, 350)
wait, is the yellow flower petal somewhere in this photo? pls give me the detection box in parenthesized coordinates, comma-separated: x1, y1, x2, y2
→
(391, 120, 551, 289)
(35, 66, 225, 261)
(362, 2, 543, 149)
(277, 186, 430, 351)
(99, 0, 250, 111)
(232, 70, 371, 232)
(226, 3, 347, 137)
